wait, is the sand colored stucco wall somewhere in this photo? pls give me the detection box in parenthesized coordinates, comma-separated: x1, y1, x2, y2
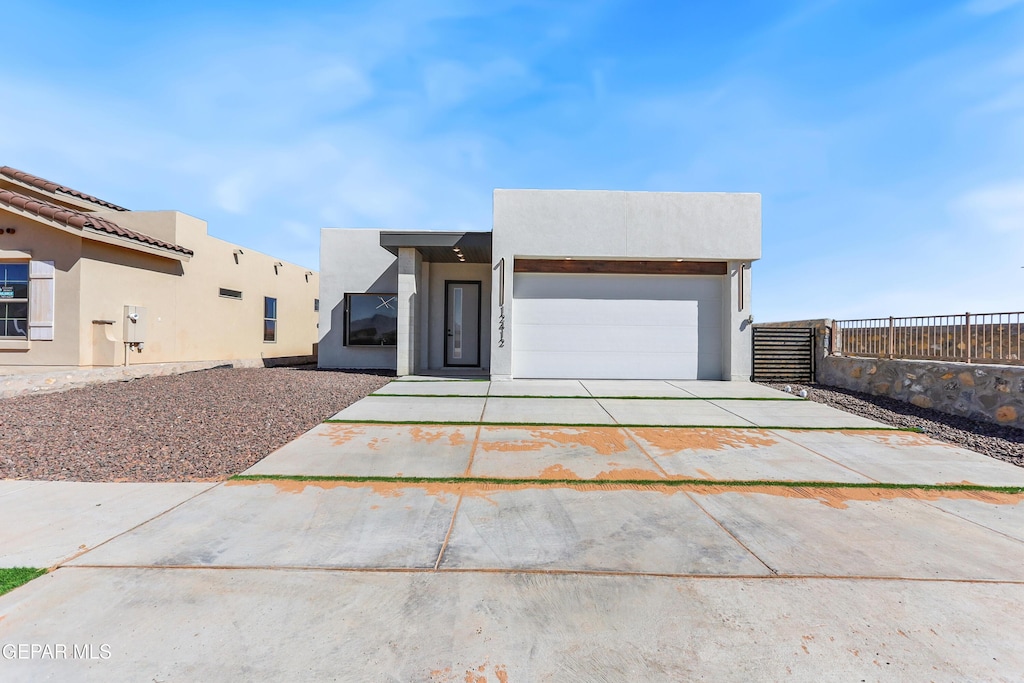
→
(0, 209, 319, 367)
(81, 211, 319, 364)
(0, 211, 83, 365)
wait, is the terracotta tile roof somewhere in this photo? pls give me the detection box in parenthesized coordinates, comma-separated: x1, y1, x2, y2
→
(0, 166, 129, 212)
(0, 189, 193, 257)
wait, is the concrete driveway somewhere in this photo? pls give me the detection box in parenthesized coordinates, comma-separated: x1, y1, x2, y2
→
(2, 379, 1023, 681)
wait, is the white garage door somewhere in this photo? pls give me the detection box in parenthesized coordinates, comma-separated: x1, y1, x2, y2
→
(512, 273, 723, 380)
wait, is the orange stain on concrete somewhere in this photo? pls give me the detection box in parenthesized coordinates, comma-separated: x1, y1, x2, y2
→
(595, 467, 663, 480)
(684, 484, 1024, 509)
(478, 438, 549, 453)
(478, 427, 635, 456)
(537, 463, 580, 479)
(229, 478, 1024, 509)
(694, 468, 716, 480)
(322, 424, 367, 446)
(532, 427, 633, 455)
(410, 426, 452, 444)
(847, 430, 956, 449)
(630, 428, 778, 453)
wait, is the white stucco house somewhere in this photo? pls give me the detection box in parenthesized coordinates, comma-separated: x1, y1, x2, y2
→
(319, 189, 761, 381)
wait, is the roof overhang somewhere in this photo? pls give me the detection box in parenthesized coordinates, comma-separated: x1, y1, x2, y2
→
(380, 230, 492, 263)
(0, 203, 190, 262)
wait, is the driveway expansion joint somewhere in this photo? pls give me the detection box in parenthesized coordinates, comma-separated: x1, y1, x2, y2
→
(53, 565, 1024, 584)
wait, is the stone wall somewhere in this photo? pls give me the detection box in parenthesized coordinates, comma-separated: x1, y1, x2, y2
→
(819, 355, 1024, 430)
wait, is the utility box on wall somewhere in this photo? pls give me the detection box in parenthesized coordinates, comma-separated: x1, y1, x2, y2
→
(123, 305, 147, 343)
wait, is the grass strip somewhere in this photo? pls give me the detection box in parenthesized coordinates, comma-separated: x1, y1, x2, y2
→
(322, 419, 912, 432)
(372, 393, 801, 401)
(229, 474, 1024, 494)
(0, 567, 46, 596)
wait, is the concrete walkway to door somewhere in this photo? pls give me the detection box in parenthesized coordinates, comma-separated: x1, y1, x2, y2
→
(2, 380, 1023, 681)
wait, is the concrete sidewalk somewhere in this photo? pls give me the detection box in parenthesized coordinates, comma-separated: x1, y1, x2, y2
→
(0, 480, 215, 567)
(2, 379, 1022, 681)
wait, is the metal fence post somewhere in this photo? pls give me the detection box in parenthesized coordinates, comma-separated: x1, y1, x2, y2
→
(887, 316, 894, 359)
(965, 312, 971, 364)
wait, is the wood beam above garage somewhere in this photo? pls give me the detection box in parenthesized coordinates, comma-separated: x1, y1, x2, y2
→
(513, 258, 728, 275)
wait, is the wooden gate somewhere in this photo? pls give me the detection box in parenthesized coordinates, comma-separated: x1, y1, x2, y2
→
(752, 327, 814, 382)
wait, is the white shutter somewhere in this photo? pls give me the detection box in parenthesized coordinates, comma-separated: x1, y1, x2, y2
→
(28, 260, 55, 341)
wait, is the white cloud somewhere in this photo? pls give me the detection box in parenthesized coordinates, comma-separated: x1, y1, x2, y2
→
(955, 180, 1024, 233)
(422, 58, 531, 109)
(964, 0, 1024, 15)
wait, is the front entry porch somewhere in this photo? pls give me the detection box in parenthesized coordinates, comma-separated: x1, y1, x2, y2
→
(385, 231, 492, 376)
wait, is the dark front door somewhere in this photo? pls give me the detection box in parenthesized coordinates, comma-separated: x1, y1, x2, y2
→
(445, 281, 481, 367)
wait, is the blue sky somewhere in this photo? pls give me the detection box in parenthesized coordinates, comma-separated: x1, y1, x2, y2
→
(2, 0, 1022, 321)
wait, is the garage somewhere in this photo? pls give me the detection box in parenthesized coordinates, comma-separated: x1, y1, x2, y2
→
(511, 269, 724, 380)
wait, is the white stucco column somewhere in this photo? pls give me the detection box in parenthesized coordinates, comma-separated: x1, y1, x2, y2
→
(397, 247, 421, 376)
(722, 260, 753, 381)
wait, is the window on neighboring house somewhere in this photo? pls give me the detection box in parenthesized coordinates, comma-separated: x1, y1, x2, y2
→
(264, 297, 277, 342)
(345, 293, 398, 346)
(219, 288, 243, 299)
(314, 298, 320, 312)
(0, 263, 29, 339)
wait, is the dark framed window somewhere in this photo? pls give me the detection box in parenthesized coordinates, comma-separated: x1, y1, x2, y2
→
(0, 262, 29, 339)
(264, 296, 277, 342)
(345, 293, 397, 346)
(314, 298, 320, 312)
(219, 287, 243, 299)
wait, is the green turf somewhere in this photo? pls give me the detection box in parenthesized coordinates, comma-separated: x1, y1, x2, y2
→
(0, 567, 46, 596)
(229, 473, 1022, 493)
(372, 393, 802, 401)
(322, 418, 909, 431)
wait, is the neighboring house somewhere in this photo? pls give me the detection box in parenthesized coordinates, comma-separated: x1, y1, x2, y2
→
(0, 166, 319, 367)
(320, 189, 761, 380)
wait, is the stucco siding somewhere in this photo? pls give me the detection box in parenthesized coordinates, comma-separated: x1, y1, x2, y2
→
(1, 208, 319, 368)
(319, 228, 398, 370)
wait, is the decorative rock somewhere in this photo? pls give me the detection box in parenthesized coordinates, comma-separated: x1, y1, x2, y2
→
(910, 395, 933, 409)
(996, 406, 1017, 423)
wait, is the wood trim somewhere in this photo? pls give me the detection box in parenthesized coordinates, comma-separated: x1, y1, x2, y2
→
(513, 259, 728, 275)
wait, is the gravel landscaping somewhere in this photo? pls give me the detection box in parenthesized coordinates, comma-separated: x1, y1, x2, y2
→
(760, 382, 1024, 468)
(4, 367, 1020, 482)
(0, 366, 391, 482)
